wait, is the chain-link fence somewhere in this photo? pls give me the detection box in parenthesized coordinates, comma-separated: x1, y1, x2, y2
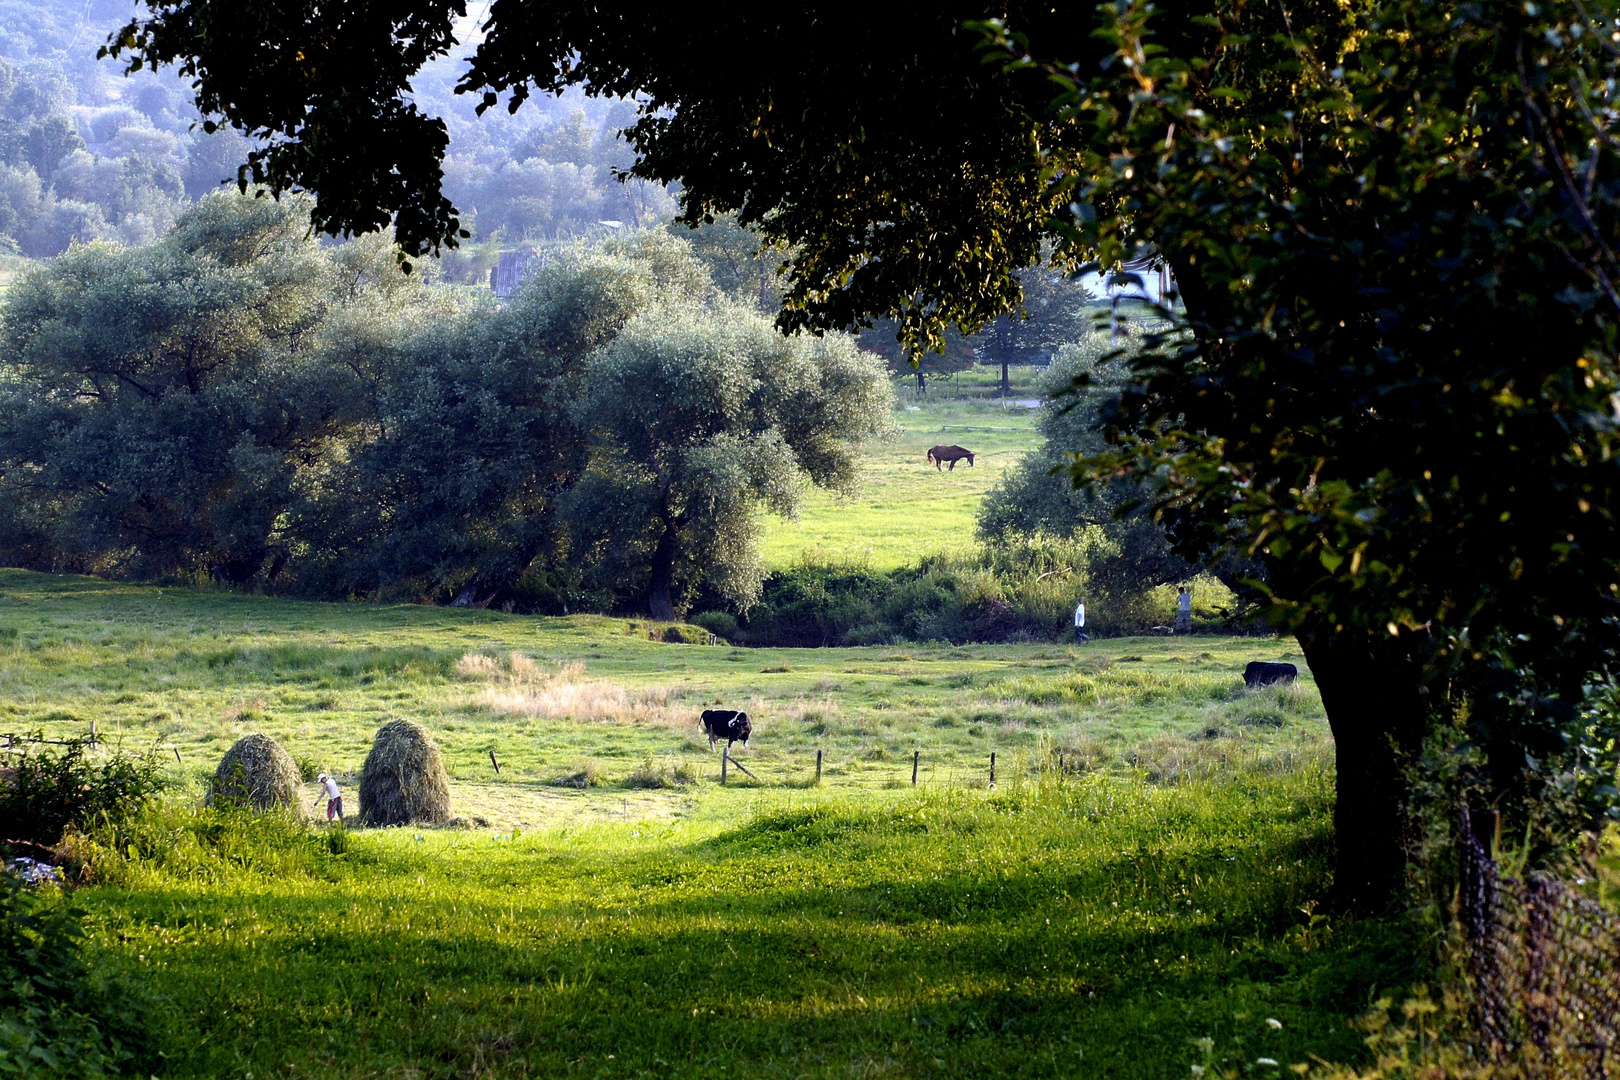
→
(1458, 806, 1620, 1079)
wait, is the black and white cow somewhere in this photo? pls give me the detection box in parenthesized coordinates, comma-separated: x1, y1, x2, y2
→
(700, 709, 752, 751)
(1243, 661, 1298, 688)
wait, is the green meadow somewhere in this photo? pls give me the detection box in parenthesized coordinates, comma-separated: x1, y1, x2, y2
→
(0, 569, 1321, 826)
(0, 568, 1430, 1078)
(758, 377, 1044, 571)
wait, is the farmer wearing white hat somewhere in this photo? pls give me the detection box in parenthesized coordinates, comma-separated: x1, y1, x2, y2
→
(313, 773, 343, 823)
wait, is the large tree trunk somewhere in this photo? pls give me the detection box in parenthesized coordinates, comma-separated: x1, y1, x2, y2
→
(648, 511, 679, 622)
(1000, 358, 1010, 396)
(1297, 626, 1434, 911)
(1167, 254, 1437, 910)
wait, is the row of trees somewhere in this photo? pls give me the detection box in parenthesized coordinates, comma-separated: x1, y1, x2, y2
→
(0, 194, 892, 616)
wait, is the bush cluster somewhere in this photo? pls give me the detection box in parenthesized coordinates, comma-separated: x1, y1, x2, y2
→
(0, 738, 165, 848)
(727, 540, 1241, 647)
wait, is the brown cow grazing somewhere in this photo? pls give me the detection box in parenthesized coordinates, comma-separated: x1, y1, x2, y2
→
(927, 445, 975, 471)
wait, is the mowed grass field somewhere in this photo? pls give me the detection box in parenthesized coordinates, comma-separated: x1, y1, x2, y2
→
(0, 572, 1421, 1079)
(759, 382, 1044, 571)
(0, 570, 1322, 827)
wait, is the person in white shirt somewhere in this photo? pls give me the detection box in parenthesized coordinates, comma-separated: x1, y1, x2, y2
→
(1073, 599, 1089, 644)
(312, 772, 343, 823)
(1175, 586, 1193, 635)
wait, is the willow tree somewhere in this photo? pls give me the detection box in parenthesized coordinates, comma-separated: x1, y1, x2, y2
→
(565, 300, 892, 620)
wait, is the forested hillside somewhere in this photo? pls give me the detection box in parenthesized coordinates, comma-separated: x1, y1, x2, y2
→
(0, 1, 673, 263)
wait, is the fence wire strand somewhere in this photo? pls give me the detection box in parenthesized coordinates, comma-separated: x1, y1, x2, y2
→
(1459, 806, 1620, 1079)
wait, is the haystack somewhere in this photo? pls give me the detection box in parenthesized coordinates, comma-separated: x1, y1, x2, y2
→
(358, 720, 451, 826)
(211, 733, 300, 810)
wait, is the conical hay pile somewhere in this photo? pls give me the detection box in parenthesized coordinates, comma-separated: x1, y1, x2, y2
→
(212, 733, 300, 810)
(359, 720, 451, 826)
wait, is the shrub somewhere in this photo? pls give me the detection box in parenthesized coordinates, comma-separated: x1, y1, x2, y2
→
(550, 762, 604, 789)
(0, 738, 165, 847)
(843, 622, 893, 647)
(624, 756, 696, 789)
(0, 877, 159, 1078)
(84, 800, 339, 885)
(210, 734, 301, 810)
(689, 610, 738, 639)
(358, 720, 451, 827)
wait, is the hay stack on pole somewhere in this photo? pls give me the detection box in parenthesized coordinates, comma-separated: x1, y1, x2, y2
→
(359, 720, 451, 826)
(211, 733, 301, 810)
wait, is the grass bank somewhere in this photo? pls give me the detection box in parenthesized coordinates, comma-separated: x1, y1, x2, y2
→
(77, 766, 1423, 1079)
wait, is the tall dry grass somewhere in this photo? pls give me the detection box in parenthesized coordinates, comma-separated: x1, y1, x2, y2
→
(459, 651, 677, 726)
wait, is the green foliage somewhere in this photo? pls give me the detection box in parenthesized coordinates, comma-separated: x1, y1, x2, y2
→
(979, 333, 1194, 584)
(737, 536, 1222, 646)
(973, 265, 1097, 383)
(676, 212, 785, 312)
(0, 211, 888, 619)
(0, 878, 159, 1078)
(0, 738, 165, 847)
(108, 3, 1100, 348)
(687, 610, 738, 639)
(0, 192, 437, 583)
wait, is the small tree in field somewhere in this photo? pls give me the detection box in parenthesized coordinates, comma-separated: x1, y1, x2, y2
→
(566, 301, 892, 620)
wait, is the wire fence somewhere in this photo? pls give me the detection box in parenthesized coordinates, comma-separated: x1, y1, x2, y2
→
(1458, 806, 1620, 1079)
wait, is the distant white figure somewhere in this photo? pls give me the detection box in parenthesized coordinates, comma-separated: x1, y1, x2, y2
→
(1074, 600, 1089, 644)
(1176, 586, 1194, 635)
(313, 772, 343, 823)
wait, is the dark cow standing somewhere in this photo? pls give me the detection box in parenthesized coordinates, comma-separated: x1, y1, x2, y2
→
(927, 445, 975, 471)
(700, 709, 752, 751)
(1243, 661, 1298, 688)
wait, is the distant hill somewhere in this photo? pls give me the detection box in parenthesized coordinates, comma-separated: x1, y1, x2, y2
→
(0, 1, 674, 269)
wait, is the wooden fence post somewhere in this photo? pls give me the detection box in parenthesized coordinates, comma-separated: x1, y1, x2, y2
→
(912, 750, 919, 785)
(172, 746, 182, 765)
(722, 746, 729, 784)
(989, 751, 996, 788)
(489, 749, 501, 775)
(815, 748, 822, 784)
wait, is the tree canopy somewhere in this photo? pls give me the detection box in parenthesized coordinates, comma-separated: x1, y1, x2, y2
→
(974, 0, 1620, 900)
(103, 2, 1093, 342)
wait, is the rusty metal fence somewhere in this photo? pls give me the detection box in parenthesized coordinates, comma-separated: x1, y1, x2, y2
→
(1458, 806, 1620, 1079)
